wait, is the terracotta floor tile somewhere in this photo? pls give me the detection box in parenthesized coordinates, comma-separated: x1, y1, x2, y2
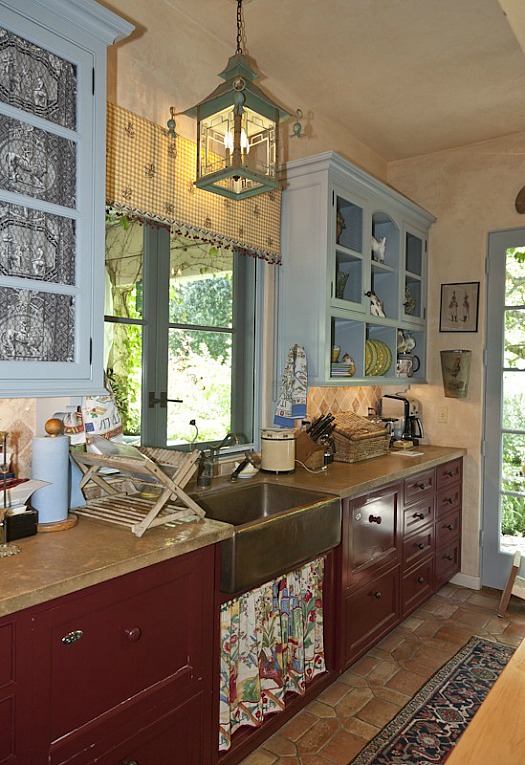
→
(239, 749, 279, 765)
(338, 670, 368, 688)
(320, 729, 366, 765)
(317, 681, 351, 707)
(280, 711, 319, 742)
(334, 687, 374, 717)
(300, 755, 334, 765)
(306, 700, 337, 719)
(367, 660, 399, 686)
(350, 655, 380, 676)
(373, 685, 411, 708)
(340, 715, 379, 741)
(386, 668, 425, 696)
(264, 735, 298, 757)
(357, 696, 399, 728)
(452, 608, 492, 629)
(296, 719, 341, 755)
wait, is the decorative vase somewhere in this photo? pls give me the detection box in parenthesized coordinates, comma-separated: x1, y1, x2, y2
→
(440, 349, 472, 399)
(336, 271, 349, 299)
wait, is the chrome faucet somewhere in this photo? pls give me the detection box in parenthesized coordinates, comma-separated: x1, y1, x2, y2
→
(211, 432, 240, 458)
(196, 432, 241, 488)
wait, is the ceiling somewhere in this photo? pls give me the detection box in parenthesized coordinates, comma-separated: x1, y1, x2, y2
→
(164, 0, 525, 161)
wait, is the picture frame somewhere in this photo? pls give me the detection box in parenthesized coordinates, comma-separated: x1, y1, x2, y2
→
(439, 282, 479, 332)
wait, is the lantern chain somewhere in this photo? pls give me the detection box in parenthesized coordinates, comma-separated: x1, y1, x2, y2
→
(236, 0, 245, 54)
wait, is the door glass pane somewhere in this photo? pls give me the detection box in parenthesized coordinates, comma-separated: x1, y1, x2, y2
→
(506, 248, 525, 305)
(502, 371, 525, 429)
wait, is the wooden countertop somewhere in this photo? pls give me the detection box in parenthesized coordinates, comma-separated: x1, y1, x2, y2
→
(1, 444, 464, 618)
(444, 638, 525, 764)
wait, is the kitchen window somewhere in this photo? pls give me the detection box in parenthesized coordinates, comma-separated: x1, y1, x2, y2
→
(104, 212, 261, 451)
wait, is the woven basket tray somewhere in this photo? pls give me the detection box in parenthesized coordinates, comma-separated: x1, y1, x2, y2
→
(332, 411, 390, 464)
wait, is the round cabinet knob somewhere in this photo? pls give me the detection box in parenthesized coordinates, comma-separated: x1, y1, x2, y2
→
(369, 515, 382, 524)
(124, 760, 139, 765)
(124, 627, 142, 642)
(446, 555, 453, 561)
(372, 591, 382, 599)
(446, 470, 454, 477)
(417, 576, 425, 584)
(445, 496, 454, 504)
(446, 524, 454, 531)
(416, 482, 426, 491)
(418, 543, 426, 550)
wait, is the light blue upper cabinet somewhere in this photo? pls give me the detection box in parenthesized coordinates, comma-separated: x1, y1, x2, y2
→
(0, 0, 133, 396)
(278, 152, 435, 386)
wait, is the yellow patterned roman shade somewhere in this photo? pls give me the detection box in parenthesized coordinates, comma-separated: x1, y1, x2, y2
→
(106, 102, 281, 263)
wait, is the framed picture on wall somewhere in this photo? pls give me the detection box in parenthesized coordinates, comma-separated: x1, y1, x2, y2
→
(439, 282, 480, 332)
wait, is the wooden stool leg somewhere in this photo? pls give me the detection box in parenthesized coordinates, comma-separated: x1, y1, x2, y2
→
(497, 552, 521, 618)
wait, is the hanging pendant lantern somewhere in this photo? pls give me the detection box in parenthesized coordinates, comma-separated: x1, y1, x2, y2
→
(183, 0, 291, 200)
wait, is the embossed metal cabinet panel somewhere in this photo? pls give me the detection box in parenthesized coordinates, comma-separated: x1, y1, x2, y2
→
(0, 0, 132, 395)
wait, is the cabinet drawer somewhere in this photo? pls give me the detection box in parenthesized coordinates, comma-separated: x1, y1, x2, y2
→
(435, 539, 461, 590)
(0, 620, 14, 690)
(345, 485, 400, 588)
(404, 469, 435, 506)
(436, 509, 461, 548)
(51, 690, 210, 765)
(436, 459, 462, 489)
(343, 566, 400, 665)
(436, 483, 462, 517)
(402, 558, 434, 616)
(403, 499, 434, 536)
(403, 525, 434, 570)
(33, 548, 214, 743)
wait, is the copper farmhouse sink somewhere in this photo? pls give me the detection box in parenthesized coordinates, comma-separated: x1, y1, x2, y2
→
(192, 482, 341, 594)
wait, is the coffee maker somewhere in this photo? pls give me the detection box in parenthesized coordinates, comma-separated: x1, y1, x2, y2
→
(381, 394, 423, 444)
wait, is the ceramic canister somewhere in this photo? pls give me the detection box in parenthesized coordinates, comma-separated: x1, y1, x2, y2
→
(260, 429, 295, 473)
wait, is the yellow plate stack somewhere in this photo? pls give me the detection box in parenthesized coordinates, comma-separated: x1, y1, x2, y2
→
(365, 338, 392, 376)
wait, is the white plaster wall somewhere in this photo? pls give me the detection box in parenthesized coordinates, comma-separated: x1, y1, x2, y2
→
(100, 0, 388, 180)
(388, 131, 525, 581)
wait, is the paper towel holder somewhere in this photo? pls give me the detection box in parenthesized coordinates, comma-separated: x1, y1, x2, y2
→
(35, 420, 79, 534)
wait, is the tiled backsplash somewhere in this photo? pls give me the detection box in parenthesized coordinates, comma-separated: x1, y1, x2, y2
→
(307, 385, 382, 420)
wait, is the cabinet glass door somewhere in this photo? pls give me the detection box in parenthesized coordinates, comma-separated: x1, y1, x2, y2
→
(369, 212, 399, 322)
(333, 191, 364, 311)
(403, 230, 425, 322)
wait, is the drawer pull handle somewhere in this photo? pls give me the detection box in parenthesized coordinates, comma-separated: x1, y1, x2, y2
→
(416, 482, 426, 490)
(124, 627, 142, 643)
(445, 524, 454, 531)
(444, 497, 454, 504)
(61, 630, 84, 645)
(446, 554, 453, 561)
(124, 761, 139, 765)
(372, 591, 382, 599)
(417, 576, 425, 584)
(418, 543, 426, 550)
(446, 470, 455, 477)
(414, 512, 425, 520)
(369, 515, 382, 524)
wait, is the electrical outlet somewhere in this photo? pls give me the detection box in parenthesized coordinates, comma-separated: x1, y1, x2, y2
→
(437, 406, 448, 424)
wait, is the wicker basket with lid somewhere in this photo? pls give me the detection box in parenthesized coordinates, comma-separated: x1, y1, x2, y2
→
(332, 411, 390, 463)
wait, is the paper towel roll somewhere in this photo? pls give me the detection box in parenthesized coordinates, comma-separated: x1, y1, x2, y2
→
(31, 436, 70, 523)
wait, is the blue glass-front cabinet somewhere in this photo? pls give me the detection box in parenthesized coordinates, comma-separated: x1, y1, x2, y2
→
(277, 151, 435, 386)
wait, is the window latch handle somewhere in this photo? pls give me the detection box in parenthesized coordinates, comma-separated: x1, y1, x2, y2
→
(149, 392, 183, 409)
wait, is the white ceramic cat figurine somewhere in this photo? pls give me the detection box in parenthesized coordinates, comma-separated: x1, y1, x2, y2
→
(371, 235, 386, 263)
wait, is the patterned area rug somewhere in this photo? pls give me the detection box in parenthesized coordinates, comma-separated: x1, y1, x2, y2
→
(350, 636, 515, 765)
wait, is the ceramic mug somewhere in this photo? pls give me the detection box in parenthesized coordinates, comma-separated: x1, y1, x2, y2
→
(396, 353, 420, 378)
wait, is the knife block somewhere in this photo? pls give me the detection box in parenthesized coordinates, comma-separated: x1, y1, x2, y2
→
(295, 432, 325, 469)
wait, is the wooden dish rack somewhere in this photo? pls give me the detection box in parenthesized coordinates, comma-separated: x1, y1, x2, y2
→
(71, 448, 204, 537)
